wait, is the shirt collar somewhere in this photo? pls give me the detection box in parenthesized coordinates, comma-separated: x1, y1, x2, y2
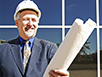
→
(19, 36, 35, 47)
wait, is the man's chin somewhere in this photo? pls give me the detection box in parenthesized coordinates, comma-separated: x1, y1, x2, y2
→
(24, 29, 35, 37)
(24, 32, 34, 38)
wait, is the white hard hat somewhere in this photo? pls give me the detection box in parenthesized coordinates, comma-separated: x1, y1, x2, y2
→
(14, 0, 41, 20)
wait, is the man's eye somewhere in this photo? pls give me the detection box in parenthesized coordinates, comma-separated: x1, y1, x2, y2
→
(24, 18, 28, 21)
(32, 19, 36, 22)
(23, 18, 28, 21)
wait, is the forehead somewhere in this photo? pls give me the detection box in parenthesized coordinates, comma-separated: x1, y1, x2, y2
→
(20, 10, 38, 18)
(22, 14, 38, 20)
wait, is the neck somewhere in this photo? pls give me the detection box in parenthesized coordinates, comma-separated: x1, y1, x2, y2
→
(20, 35, 34, 40)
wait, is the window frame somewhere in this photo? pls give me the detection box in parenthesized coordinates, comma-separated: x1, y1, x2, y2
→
(0, 0, 101, 77)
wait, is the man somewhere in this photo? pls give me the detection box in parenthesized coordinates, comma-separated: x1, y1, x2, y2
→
(0, 0, 69, 77)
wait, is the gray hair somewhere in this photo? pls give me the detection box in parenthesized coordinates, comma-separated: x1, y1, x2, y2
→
(16, 12, 20, 20)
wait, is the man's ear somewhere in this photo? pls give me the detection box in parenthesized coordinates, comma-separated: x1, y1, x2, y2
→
(15, 20, 19, 28)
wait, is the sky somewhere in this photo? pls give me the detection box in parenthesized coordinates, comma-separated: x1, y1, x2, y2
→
(0, 0, 97, 25)
(65, 0, 96, 25)
(0, 0, 101, 54)
(0, 0, 62, 25)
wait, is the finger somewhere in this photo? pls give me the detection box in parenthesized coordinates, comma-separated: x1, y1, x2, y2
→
(54, 69, 69, 76)
(49, 70, 59, 77)
(49, 74, 53, 77)
(49, 71, 54, 77)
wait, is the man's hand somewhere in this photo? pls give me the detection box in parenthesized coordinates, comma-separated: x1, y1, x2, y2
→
(48, 69, 69, 77)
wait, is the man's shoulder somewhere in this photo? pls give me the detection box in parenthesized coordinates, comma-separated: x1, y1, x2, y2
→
(36, 38, 56, 46)
(0, 41, 11, 52)
(0, 37, 19, 47)
(7, 37, 20, 44)
(34, 37, 58, 50)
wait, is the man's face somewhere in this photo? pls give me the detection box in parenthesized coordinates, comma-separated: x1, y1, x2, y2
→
(15, 10, 39, 40)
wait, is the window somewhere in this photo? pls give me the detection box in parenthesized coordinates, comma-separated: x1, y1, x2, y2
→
(0, 0, 101, 77)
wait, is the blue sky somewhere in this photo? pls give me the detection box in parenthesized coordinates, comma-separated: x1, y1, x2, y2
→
(65, 0, 96, 25)
(0, 0, 101, 54)
(0, 0, 97, 25)
(0, 0, 62, 25)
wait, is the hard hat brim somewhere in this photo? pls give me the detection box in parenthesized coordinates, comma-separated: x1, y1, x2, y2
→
(14, 8, 41, 20)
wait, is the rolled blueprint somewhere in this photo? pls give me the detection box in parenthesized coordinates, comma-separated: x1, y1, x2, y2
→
(43, 18, 96, 77)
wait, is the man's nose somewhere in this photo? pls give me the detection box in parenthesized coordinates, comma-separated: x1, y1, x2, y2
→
(27, 19, 36, 28)
(28, 19, 33, 26)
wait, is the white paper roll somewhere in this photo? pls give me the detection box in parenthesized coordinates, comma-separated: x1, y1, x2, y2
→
(43, 18, 96, 77)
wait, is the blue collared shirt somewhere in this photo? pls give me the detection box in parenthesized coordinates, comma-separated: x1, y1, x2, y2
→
(19, 36, 35, 58)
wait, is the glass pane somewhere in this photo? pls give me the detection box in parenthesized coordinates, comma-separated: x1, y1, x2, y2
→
(0, 0, 62, 25)
(100, 0, 102, 25)
(0, 28, 62, 46)
(65, 28, 97, 77)
(0, 0, 15, 25)
(100, 29, 102, 76)
(65, 0, 96, 25)
(0, 28, 19, 41)
(36, 28, 62, 44)
(36, 0, 62, 25)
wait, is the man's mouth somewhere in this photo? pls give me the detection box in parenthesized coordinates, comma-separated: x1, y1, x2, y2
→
(24, 26, 34, 31)
(23, 25, 35, 37)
